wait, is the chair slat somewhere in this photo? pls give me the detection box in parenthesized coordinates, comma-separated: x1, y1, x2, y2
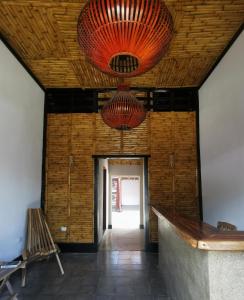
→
(22, 208, 64, 287)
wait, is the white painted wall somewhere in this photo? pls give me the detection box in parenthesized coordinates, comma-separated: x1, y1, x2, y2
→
(121, 178, 140, 206)
(0, 41, 44, 260)
(199, 31, 244, 229)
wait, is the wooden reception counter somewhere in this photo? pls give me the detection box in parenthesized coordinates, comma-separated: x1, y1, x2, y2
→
(152, 206, 244, 251)
(153, 206, 244, 300)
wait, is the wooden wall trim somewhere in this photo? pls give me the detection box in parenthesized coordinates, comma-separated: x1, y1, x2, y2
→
(196, 98, 203, 220)
(41, 95, 48, 210)
(144, 157, 150, 251)
(58, 243, 98, 253)
(92, 155, 150, 158)
(94, 157, 99, 246)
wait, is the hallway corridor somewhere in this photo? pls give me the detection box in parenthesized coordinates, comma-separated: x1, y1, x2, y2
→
(1, 252, 170, 300)
(100, 202, 145, 251)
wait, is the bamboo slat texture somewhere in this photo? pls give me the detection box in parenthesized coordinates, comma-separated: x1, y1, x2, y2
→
(46, 114, 70, 242)
(46, 114, 94, 243)
(95, 114, 150, 155)
(69, 114, 94, 242)
(45, 112, 198, 243)
(0, 1, 243, 88)
(149, 112, 198, 242)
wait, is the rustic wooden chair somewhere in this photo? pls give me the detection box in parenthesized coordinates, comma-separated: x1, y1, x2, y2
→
(22, 208, 64, 286)
(217, 221, 237, 231)
(0, 261, 25, 300)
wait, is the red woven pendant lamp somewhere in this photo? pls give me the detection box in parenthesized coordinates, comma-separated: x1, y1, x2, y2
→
(101, 84, 146, 130)
(77, 0, 173, 77)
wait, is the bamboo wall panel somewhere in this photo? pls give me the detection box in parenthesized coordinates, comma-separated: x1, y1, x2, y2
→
(174, 112, 198, 218)
(69, 114, 94, 243)
(149, 113, 173, 242)
(45, 112, 198, 244)
(45, 114, 71, 242)
(45, 113, 95, 243)
(94, 114, 149, 155)
(121, 116, 150, 155)
(149, 112, 198, 242)
(95, 115, 122, 155)
(1, 1, 243, 88)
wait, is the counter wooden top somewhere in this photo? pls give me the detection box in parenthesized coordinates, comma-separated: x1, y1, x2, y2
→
(152, 206, 244, 251)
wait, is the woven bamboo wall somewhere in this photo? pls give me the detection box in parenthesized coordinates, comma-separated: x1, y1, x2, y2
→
(45, 114, 70, 242)
(95, 114, 150, 155)
(149, 112, 198, 242)
(69, 114, 95, 242)
(46, 113, 95, 243)
(45, 112, 198, 243)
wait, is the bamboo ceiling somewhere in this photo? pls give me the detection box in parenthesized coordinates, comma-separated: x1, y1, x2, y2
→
(0, 0, 243, 89)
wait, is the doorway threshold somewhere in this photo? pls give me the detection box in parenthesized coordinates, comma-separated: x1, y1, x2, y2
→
(99, 228, 145, 251)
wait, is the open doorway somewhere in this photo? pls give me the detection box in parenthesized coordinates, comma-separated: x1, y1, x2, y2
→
(112, 176, 140, 229)
(95, 157, 148, 251)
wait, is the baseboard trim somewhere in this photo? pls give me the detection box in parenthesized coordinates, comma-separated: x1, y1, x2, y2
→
(58, 243, 98, 253)
(146, 242, 158, 252)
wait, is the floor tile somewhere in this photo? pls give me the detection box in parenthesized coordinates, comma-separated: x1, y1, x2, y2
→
(0, 229, 170, 300)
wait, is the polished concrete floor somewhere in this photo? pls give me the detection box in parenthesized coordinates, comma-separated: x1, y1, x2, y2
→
(99, 229, 145, 251)
(1, 225, 168, 300)
(1, 251, 170, 300)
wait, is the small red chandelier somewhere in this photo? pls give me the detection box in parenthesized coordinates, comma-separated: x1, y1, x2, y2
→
(77, 0, 173, 77)
(101, 85, 146, 130)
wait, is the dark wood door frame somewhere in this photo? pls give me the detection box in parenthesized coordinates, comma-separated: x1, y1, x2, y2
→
(103, 168, 107, 232)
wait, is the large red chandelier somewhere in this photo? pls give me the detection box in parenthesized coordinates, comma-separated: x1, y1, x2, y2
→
(77, 0, 173, 77)
(101, 85, 146, 130)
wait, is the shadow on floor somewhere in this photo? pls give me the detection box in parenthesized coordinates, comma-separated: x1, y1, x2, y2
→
(0, 252, 170, 300)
